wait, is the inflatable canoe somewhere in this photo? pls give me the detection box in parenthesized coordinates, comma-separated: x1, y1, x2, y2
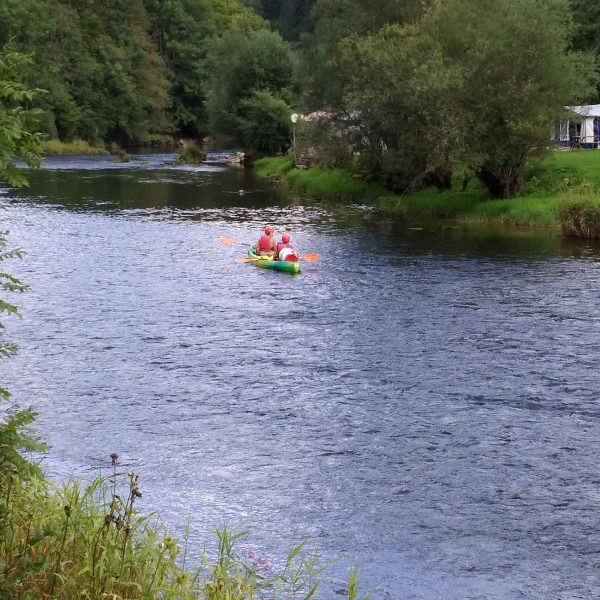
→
(247, 248, 301, 274)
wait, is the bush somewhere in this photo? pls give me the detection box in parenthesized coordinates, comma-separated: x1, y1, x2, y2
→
(176, 143, 207, 164)
(114, 149, 131, 162)
(296, 117, 355, 169)
(557, 188, 600, 238)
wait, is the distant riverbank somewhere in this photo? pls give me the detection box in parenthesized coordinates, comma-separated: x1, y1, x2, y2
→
(255, 151, 600, 237)
(41, 139, 109, 155)
(40, 137, 179, 156)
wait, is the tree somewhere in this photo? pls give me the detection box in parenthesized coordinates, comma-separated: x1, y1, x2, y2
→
(337, 25, 455, 192)
(424, 0, 596, 198)
(238, 90, 291, 153)
(297, 0, 427, 109)
(0, 48, 45, 481)
(308, 0, 596, 198)
(205, 27, 292, 154)
(0, 50, 43, 186)
(145, 0, 265, 137)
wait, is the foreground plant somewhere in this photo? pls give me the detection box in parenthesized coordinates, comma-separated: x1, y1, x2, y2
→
(0, 454, 369, 599)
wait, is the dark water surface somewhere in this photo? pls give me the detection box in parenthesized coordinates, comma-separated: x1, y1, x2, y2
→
(4, 154, 600, 598)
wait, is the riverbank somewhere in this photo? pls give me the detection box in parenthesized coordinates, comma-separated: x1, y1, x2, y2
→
(41, 139, 109, 155)
(254, 151, 600, 236)
(0, 450, 362, 599)
(41, 136, 181, 156)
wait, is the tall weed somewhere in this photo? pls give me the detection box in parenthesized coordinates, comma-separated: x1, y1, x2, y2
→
(0, 454, 368, 599)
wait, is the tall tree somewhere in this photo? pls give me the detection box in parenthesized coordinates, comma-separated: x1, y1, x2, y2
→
(297, 0, 427, 109)
(145, 0, 265, 137)
(426, 0, 595, 197)
(336, 0, 596, 198)
(205, 27, 292, 153)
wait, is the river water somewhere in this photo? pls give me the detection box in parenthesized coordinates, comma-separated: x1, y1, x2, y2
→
(3, 153, 600, 599)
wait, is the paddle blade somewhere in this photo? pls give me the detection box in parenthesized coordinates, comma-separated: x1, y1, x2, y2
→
(301, 253, 320, 262)
(234, 257, 252, 263)
(219, 236, 236, 245)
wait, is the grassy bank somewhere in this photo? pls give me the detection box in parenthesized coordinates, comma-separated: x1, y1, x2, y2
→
(254, 155, 389, 202)
(255, 151, 600, 235)
(41, 139, 108, 155)
(0, 457, 366, 599)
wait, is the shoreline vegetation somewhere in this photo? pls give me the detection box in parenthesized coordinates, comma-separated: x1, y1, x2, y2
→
(40, 139, 109, 155)
(1, 452, 366, 599)
(254, 151, 600, 238)
(176, 142, 208, 164)
(40, 137, 182, 156)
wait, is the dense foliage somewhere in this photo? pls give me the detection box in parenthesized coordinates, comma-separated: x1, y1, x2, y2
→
(0, 0, 260, 144)
(205, 27, 293, 155)
(0, 47, 46, 502)
(291, 0, 597, 198)
(0, 0, 599, 196)
(249, 0, 316, 40)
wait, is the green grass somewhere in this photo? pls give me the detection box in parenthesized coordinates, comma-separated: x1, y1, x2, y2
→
(255, 150, 600, 232)
(253, 155, 294, 178)
(0, 460, 369, 599)
(465, 196, 560, 226)
(387, 188, 485, 220)
(41, 139, 108, 155)
(254, 156, 388, 202)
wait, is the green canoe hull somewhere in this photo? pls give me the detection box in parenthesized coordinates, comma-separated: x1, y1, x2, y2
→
(248, 249, 301, 274)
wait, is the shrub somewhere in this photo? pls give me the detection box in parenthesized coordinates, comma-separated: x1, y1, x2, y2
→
(557, 188, 600, 238)
(115, 149, 131, 162)
(176, 143, 207, 164)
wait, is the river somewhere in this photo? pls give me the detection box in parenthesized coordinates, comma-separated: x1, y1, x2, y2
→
(3, 153, 600, 599)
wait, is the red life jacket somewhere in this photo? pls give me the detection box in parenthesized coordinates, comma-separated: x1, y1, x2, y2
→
(258, 235, 273, 251)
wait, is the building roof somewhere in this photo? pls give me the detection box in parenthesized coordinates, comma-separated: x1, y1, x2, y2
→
(566, 104, 600, 117)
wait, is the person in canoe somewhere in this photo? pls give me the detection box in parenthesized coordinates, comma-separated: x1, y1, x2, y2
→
(253, 225, 276, 256)
(274, 233, 299, 262)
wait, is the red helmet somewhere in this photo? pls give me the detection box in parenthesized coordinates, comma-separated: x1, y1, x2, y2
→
(282, 233, 291, 243)
(264, 226, 274, 234)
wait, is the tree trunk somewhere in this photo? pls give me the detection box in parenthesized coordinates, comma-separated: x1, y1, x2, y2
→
(423, 166, 453, 190)
(477, 166, 523, 199)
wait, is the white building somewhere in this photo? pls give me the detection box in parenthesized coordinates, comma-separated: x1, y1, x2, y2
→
(553, 105, 600, 148)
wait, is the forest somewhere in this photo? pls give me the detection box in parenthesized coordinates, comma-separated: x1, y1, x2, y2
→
(2, 0, 600, 197)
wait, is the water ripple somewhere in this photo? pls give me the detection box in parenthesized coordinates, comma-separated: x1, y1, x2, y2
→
(3, 157, 600, 598)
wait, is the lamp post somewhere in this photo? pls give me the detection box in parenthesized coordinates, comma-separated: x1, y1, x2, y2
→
(291, 112, 299, 165)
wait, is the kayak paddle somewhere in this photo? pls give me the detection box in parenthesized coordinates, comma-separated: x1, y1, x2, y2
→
(219, 236, 251, 246)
